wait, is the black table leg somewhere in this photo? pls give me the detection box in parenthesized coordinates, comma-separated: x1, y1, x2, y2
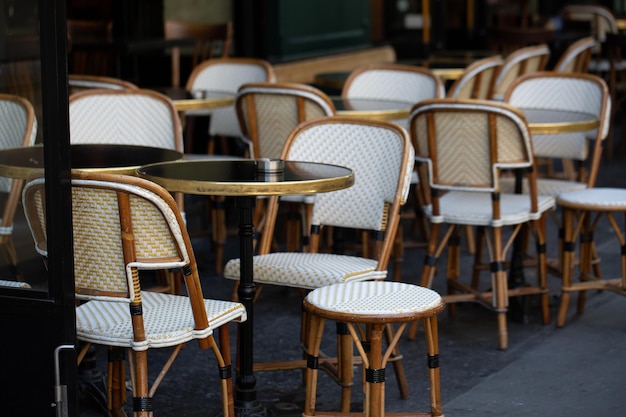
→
(234, 196, 265, 417)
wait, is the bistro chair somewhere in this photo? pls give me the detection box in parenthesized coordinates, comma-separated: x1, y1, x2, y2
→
(68, 74, 138, 95)
(446, 54, 503, 99)
(235, 82, 336, 253)
(224, 116, 415, 408)
(503, 72, 611, 195)
(22, 172, 247, 417)
(409, 98, 555, 350)
(164, 20, 234, 89)
(559, 4, 626, 75)
(342, 63, 445, 276)
(185, 57, 276, 155)
(0, 94, 37, 280)
(553, 36, 597, 73)
(342, 63, 444, 129)
(490, 43, 550, 101)
(69, 88, 185, 293)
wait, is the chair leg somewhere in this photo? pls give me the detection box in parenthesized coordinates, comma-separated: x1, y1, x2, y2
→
(336, 322, 354, 412)
(423, 316, 443, 417)
(131, 350, 150, 417)
(557, 207, 577, 327)
(384, 323, 409, 400)
(303, 314, 326, 417)
(492, 227, 509, 350)
(534, 215, 550, 325)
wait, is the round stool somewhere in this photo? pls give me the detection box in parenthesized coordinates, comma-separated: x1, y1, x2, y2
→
(557, 188, 626, 327)
(303, 281, 445, 417)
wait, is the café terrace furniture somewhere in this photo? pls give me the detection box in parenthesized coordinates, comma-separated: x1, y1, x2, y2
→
(556, 188, 626, 327)
(409, 99, 555, 350)
(341, 63, 444, 128)
(22, 171, 246, 417)
(221, 117, 415, 409)
(446, 54, 503, 99)
(553, 36, 597, 73)
(185, 57, 276, 155)
(68, 74, 139, 95)
(559, 4, 626, 75)
(341, 63, 445, 279)
(490, 43, 550, 101)
(235, 82, 336, 253)
(164, 20, 234, 88)
(137, 153, 355, 417)
(0, 94, 37, 280)
(503, 72, 610, 196)
(303, 281, 445, 417)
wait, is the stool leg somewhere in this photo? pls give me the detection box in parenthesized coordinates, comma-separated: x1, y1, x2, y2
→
(557, 207, 577, 327)
(423, 316, 443, 417)
(577, 211, 593, 315)
(336, 322, 354, 412)
(304, 314, 326, 417)
(365, 324, 385, 417)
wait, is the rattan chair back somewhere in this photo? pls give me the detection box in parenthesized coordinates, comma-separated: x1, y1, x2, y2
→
(68, 74, 138, 95)
(69, 88, 183, 152)
(491, 44, 550, 100)
(447, 55, 503, 99)
(235, 82, 335, 159)
(553, 36, 597, 73)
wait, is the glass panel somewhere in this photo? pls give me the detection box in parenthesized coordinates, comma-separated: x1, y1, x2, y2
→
(0, 0, 48, 294)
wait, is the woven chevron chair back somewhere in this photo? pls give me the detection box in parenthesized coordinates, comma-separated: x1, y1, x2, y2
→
(553, 36, 597, 73)
(186, 57, 276, 139)
(343, 63, 445, 103)
(68, 74, 138, 95)
(69, 89, 183, 152)
(235, 82, 336, 159)
(560, 5, 617, 51)
(491, 44, 549, 100)
(409, 98, 533, 194)
(505, 72, 610, 188)
(281, 117, 414, 233)
(23, 173, 192, 301)
(0, 94, 37, 193)
(447, 55, 503, 99)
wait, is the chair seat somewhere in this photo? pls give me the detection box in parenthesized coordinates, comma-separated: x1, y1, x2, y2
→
(305, 281, 444, 321)
(500, 177, 588, 196)
(76, 291, 246, 351)
(424, 191, 555, 226)
(224, 252, 384, 290)
(557, 187, 626, 211)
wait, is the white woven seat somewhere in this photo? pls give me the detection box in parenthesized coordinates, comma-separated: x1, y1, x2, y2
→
(303, 281, 445, 417)
(22, 172, 246, 417)
(0, 279, 31, 289)
(556, 187, 626, 326)
(224, 116, 415, 408)
(0, 94, 37, 280)
(409, 98, 554, 350)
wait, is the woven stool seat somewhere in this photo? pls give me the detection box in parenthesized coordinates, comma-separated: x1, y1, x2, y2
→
(556, 187, 626, 326)
(303, 282, 445, 417)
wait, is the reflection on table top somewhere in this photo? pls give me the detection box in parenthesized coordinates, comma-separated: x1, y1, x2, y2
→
(137, 159, 354, 197)
(0, 144, 183, 179)
(521, 108, 600, 134)
(171, 90, 234, 111)
(331, 96, 413, 120)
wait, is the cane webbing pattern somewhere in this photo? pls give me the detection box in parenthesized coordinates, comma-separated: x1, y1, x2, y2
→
(492, 44, 549, 100)
(447, 55, 503, 100)
(305, 281, 442, 317)
(0, 279, 31, 288)
(557, 188, 626, 211)
(224, 252, 383, 289)
(237, 85, 335, 159)
(69, 90, 180, 151)
(554, 37, 596, 73)
(0, 95, 37, 193)
(344, 68, 443, 102)
(500, 177, 587, 196)
(412, 100, 532, 193)
(76, 291, 245, 351)
(286, 121, 413, 230)
(186, 58, 275, 137)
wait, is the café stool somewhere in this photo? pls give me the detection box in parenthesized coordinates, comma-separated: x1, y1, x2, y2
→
(303, 281, 445, 417)
(557, 188, 626, 327)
